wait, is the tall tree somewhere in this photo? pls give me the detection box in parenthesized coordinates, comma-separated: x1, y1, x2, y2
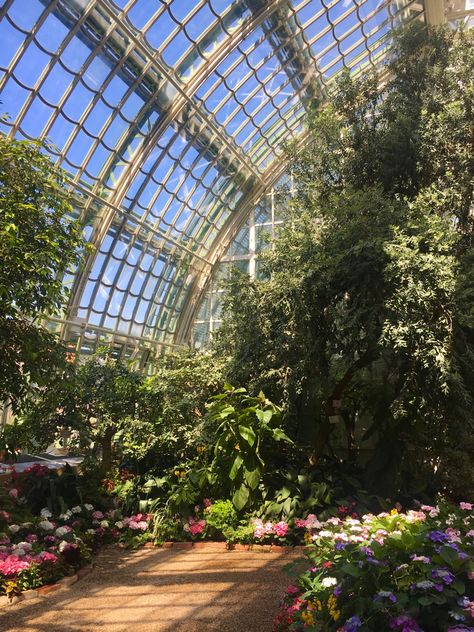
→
(0, 137, 84, 411)
(215, 25, 474, 499)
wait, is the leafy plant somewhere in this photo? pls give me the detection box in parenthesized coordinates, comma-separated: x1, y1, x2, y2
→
(204, 500, 238, 540)
(204, 385, 292, 510)
(0, 136, 85, 411)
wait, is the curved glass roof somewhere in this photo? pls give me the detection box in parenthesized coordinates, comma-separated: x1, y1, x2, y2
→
(0, 0, 436, 359)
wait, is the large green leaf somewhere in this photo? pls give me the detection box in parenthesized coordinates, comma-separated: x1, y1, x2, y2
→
(229, 453, 243, 480)
(232, 484, 249, 510)
(244, 465, 261, 490)
(271, 427, 292, 443)
(238, 424, 256, 447)
(256, 409, 273, 424)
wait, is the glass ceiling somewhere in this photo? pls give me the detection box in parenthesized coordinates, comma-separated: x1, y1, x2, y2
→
(0, 0, 428, 359)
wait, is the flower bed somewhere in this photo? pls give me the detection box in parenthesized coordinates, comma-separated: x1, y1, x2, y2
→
(0, 505, 152, 600)
(274, 503, 474, 631)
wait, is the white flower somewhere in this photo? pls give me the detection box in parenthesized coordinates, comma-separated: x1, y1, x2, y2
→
(322, 577, 338, 588)
(100, 520, 109, 528)
(318, 530, 334, 538)
(8, 524, 20, 534)
(84, 504, 94, 511)
(40, 508, 52, 519)
(58, 540, 69, 553)
(86, 529, 95, 535)
(71, 506, 82, 514)
(15, 548, 26, 556)
(59, 511, 72, 521)
(38, 520, 54, 531)
(115, 521, 124, 530)
(14, 541, 32, 552)
(55, 526, 69, 537)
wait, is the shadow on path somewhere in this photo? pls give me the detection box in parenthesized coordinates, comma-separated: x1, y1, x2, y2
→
(0, 547, 302, 632)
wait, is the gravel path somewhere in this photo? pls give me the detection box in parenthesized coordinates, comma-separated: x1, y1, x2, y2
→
(0, 546, 299, 632)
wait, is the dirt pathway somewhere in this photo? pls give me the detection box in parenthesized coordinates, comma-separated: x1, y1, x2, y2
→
(0, 546, 299, 632)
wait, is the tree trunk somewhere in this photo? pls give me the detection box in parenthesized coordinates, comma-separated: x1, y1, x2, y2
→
(100, 427, 115, 472)
(310, 347, 378, 464)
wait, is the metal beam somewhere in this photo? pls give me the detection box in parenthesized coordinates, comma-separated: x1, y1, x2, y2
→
(174, 128, 311, 345)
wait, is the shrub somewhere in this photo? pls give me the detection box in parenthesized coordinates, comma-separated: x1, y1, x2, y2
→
(275, 502, 474, 631)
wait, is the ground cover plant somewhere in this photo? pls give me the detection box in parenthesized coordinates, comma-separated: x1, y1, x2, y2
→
(274, 503, 474, 631)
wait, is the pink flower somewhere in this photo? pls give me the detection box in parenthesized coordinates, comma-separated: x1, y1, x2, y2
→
(459, 502, 473, 511)
(253, 519, 266, 540)
(274, 521, 289, 537)
(294, 518, 307, 529)
(189, 520, 205, 536)
(203, 499, 212, 508)
(8, 489, 19, 499)
(0, 555, 30, 575)
(445, 528, 461, 543)
(38, 551, 58, 564)
(26, 534, 38, 543)
(92, 510, 104, 520)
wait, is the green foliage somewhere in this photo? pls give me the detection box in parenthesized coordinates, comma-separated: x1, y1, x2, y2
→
(204, 500, 238, 539)
(204, 385, 292, 510)
(145, 349, 225, 467)
(15, 353, 162, 471)
(0, 136, 85, 410)
(215, 25, 474, 500)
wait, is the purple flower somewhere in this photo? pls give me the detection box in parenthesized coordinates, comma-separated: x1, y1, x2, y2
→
(343, 616, 363, 631)
(410, 554, 431, 564)
(360, 546, 374, 557)
(335, 541, 348, 550)
(432, 568, 455, 585)
(375, 590, 397, 603)
(333, 585, 342, 597)
(428, 531, 449, 543)
(458, 597, 470, 608)
(390, 614, 423, 631)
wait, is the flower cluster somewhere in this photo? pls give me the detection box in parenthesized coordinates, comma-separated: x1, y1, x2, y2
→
(274, 502, 474, 632)
(253, 519, 289, 540)
(0, 503, 152, 598)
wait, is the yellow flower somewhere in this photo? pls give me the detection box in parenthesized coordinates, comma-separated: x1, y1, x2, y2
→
(390, 508, 399, 515)
(301, 611, 315, 626)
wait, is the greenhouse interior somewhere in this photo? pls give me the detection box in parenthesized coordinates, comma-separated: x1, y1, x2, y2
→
(0, 0, 473, 629)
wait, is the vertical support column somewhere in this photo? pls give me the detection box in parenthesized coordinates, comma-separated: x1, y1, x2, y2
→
(424, 0, 446, 24)
(248, 207, 256, 278)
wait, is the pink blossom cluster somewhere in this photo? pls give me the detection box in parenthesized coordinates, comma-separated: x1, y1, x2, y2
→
(252, 519, 289, 539)
(294, 514, 322, 530)
(0, 549, 59, 577)
(122, 514, 148, 531)
(184, 516, 206, 536)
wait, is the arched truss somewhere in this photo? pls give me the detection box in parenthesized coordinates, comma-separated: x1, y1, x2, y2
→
(1, 0, 466, 358)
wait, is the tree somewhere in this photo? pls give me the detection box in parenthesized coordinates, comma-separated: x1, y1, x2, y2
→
(0, 136, 84, 410)
(215, 25, 474, 499)
(15, 354, 163, 472)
